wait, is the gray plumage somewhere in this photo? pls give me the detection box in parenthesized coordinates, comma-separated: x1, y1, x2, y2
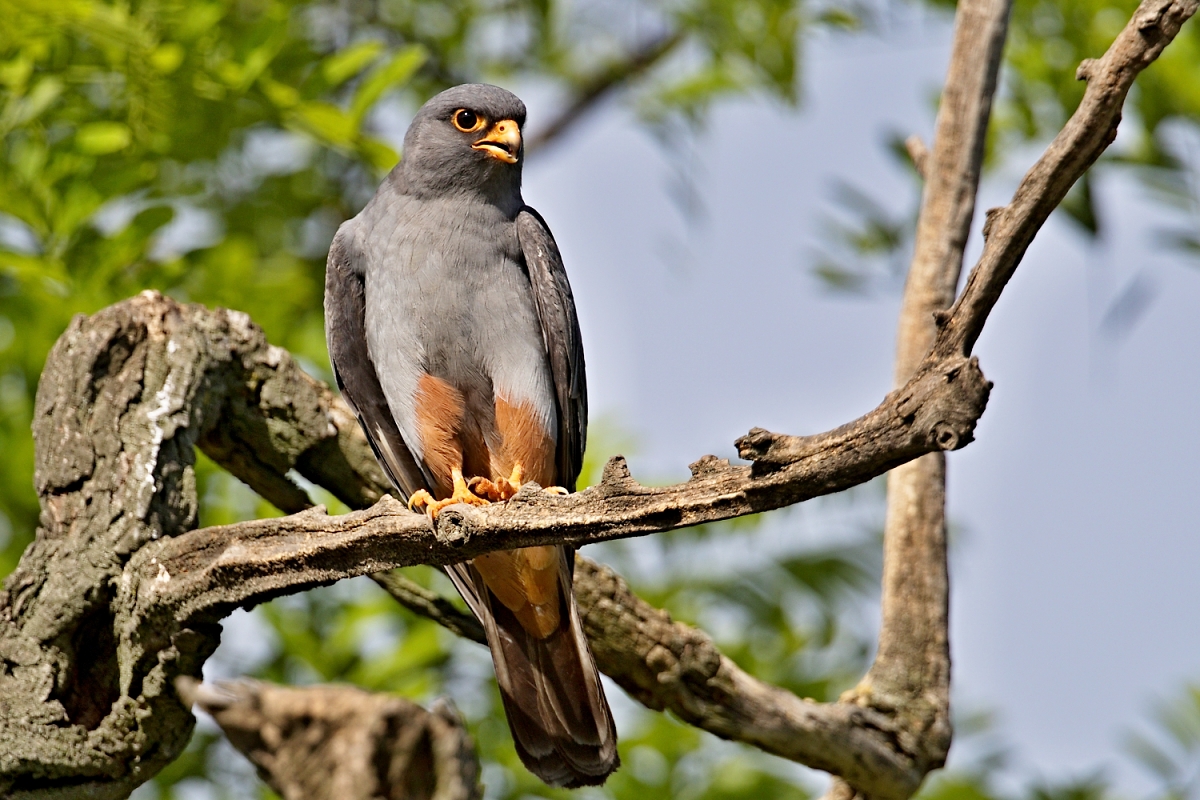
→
(324, 83, 615, 787)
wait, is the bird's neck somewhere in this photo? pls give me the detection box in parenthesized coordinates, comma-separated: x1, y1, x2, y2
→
(394, 159, 524, 216)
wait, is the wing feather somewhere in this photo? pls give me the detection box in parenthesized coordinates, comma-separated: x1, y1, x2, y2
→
(516, 208, 587, 489)
(324, 224, 430, 500)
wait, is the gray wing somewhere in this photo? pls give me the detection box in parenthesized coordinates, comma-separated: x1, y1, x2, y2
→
(324, 223, 430, 499)
(516, 208, 587, 489)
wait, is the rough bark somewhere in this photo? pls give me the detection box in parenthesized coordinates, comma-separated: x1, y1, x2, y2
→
(0, 0, 1193, 795)
(0, 293, 387, 799)
(178, 678, 481, 800)
(853, 0, 1011, 784)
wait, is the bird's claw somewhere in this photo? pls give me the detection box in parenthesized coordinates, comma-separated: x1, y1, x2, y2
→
(467, 463, 570, 500)
(416, 464, 570, 514)
(407, 489, 435, 513)
(469, 463, 525, 501)
(408, 469, 490, 518)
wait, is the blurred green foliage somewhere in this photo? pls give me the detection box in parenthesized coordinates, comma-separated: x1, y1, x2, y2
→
(3, 0, 1200, 797)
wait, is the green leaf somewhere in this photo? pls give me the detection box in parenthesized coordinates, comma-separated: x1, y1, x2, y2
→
(150, 43, 184, 75)
(349, 45, 426, 124)
(358, 137, 400, 174)
(288, 101, 357, 145)
(261, 78, 300, 109)
(1059, 171, 1099, 236)
(1, 76, 63, 132)
(322, 40, 386, 86)
(74, 121, 132, 154)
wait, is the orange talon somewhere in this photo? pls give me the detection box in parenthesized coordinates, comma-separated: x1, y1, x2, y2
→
(462, 463, 571, 504)
(407, 489, 435, 512)
(471, 463, 524, 501)
(467, 476, 504, 501)
(410, 468, 490, 518)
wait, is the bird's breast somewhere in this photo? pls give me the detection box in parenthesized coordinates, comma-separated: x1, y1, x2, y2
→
(361, 198, 557, 461)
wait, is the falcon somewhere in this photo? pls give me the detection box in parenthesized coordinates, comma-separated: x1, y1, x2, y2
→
(323, 83, 618, 787)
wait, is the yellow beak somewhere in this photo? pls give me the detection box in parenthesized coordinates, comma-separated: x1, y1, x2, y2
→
(471, 119, 521, 164)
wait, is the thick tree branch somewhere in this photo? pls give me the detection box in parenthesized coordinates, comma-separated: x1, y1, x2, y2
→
(855, 0, 1011, 783)
(122, 351, 990, 623)
(178, 678, 481, 800)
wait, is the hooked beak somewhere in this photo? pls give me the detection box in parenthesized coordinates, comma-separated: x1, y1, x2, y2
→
(471, 119, 521, 164)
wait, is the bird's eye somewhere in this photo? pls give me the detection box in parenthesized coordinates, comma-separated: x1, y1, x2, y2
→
(453, 109, 482, 132)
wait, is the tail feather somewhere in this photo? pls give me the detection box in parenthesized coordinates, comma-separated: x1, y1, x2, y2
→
(446, 549, 618, 787)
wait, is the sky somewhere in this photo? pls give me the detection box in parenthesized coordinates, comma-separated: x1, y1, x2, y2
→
(509, 15, 1200, 796)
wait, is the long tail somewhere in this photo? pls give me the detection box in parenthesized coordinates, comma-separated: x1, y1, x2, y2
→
(446, 548, 618, 787)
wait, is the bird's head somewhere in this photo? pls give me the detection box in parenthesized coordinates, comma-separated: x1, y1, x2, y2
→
(399, 84, 527, 204)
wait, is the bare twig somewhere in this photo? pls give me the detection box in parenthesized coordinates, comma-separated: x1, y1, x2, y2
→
(525, 31, 684, 155)
(371, 571, 485, 644)
(905, 136, 930, 181)
(936, 0, 1200, 360)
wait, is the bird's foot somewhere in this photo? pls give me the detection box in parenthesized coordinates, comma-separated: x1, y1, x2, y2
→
(408, 469, 490, 518)
(469, 463, 524, 501)
(468, 463, 570, 501)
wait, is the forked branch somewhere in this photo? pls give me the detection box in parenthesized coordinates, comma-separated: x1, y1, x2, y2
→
(0, 0, 1193, 796)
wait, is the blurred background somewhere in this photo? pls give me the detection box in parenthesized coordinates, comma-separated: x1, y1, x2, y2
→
(1, 0, 1199, 798)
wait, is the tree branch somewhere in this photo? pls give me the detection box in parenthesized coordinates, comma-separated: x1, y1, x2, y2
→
(122, 350, 990, 627)
(1, 0, 1193, 794)
(525, 31, 685, 155)
(178, 678, 481, 800)
(371, 571, 486, 645)
(935, 0, 1199, 360)
(852, 0, 1011, 781)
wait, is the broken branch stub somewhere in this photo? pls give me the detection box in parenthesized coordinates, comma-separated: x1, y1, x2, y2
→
(178, 678, 482, 800)
(0, 291, 377, 798)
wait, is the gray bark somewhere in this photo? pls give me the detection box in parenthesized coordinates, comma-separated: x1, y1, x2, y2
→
(178, 678, 481, 800)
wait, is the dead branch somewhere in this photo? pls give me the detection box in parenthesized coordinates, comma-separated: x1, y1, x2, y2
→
(178, 678, 481, 800)
(0, 0, 1193, 796)
(936, 0, 1200, 360)
(854, 0, 1011, 781)
(525, 31, 684, 155)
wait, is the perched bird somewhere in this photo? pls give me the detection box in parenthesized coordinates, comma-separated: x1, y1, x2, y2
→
(323, 84, 618, 787)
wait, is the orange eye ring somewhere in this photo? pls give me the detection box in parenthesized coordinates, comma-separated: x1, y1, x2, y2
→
(452, 109, 485, 133)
